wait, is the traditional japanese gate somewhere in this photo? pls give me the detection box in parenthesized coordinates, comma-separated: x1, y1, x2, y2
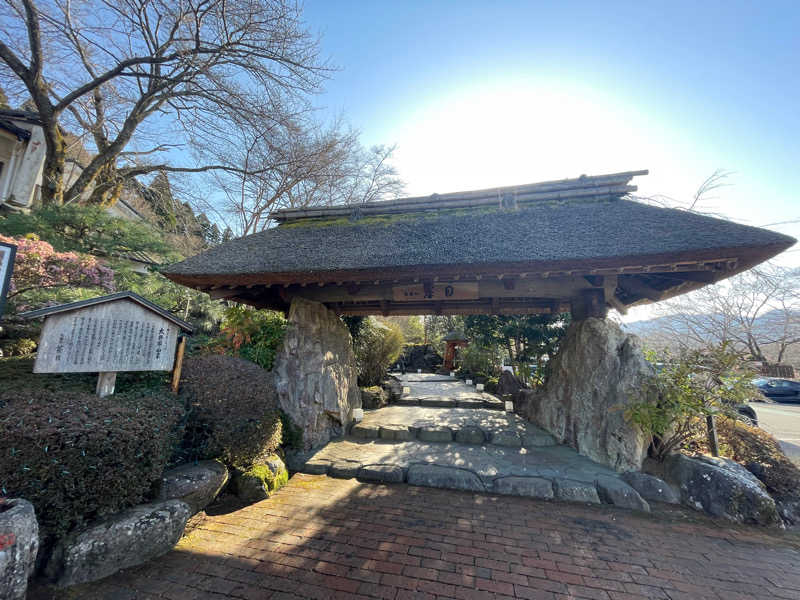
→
(162, 170, 794, 319)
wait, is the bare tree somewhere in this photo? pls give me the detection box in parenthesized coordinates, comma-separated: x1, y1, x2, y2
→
(650, 265, 800, 364)
(194, 109, 406, 236)
(0, 0, 327, 206)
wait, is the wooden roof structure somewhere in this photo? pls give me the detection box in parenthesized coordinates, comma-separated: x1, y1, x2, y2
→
(163, 171, 795, 318)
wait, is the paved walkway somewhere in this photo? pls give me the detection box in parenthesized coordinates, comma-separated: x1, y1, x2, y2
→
(63, 474, 800, 600)
(301, 374, 636, 507)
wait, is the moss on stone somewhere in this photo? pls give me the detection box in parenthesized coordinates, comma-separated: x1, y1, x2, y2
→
(243, 455, 288, 493)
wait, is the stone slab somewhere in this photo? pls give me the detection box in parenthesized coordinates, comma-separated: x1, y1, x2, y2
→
(621, 471, 680, 505)
(358, 464, 406, 483)
(351, 423, 380, 439)
(379, 425, 412, 441)
(407, 464, 486, 492)
(554, 479, 601, 504)
(491, 430, 522, 447)
(418, 426, 453, 442)
(329, 460, 362, 479)
(455, 425, 486, 444)
(493, 476, 554, 499)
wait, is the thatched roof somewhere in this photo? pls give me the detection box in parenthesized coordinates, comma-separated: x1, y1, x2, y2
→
(162, 171, 795, 316)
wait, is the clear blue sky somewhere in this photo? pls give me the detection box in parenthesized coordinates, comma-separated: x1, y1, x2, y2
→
(301, 0, 800, 273)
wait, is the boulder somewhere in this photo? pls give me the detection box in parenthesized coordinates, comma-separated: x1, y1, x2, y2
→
(361, 386, 388, 409)
(497, 370, 526, 402)
(158, 460, 229, 514)
(233, 455, 289, 504)
(0, 498, 39, 600)
(274, 298, 361, 451)
(407, 465, 485, 492)
(47, 500, 190, 587)
(519, 318, 654, 472)
(595, 476, 650, 512)
(621, 471, 680, 505)
(663, 454, 782, 526)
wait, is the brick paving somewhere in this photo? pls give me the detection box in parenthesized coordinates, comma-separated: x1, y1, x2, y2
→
(59, 474, 800, 600)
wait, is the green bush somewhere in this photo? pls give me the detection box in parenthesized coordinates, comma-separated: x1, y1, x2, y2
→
(179, 355, 282, 468)
(625, 344, 756, 461)
(353, 317, 404, 386)
(0, 386, 184, 539)
(213, 305, 286, 370)
(458, 344, 499, 378)
(0, 338, 37, 356)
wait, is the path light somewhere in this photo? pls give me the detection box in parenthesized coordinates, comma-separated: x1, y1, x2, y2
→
(417, 368, 422, 373)
(450, 371, 455, 377)
(402, 386, 410, 395)
(476, 383, 484, 392)
(465, 379, 473, 385)
(352, 408, 364, 422)
(505, 401, 514, 412)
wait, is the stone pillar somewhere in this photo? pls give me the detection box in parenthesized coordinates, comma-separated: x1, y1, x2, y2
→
(273, 297, 361, 451)
(518, 318, 655, 471)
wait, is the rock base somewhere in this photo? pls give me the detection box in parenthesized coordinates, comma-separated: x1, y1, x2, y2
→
(0, 498, 39, 600)
(158, 460, 229, 514)
(233, 455, 289, 504)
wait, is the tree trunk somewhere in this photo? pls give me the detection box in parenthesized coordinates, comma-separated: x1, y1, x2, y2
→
(39, 121, 66, 206)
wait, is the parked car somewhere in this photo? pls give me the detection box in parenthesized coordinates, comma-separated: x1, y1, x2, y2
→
(752, 377, 800, 402)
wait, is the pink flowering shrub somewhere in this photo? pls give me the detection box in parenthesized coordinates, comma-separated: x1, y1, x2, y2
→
(0, 234, 115, 304)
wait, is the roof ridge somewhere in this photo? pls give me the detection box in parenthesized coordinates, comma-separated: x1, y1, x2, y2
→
(273, 169, 648, 222)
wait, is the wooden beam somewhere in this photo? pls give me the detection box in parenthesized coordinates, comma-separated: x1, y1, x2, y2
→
(607, 294, 628, 315)
(618, 276, 666, 301)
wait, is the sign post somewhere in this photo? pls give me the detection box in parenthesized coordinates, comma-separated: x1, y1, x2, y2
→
(20, 292, 193, 397)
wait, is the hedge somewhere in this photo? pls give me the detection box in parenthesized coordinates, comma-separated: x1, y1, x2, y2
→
(179, 355, 282, 468)
(0, 386, 184, 539)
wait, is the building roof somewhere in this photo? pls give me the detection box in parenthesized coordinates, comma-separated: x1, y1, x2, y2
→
(162, 171, 795, 316)
(20, 291, 193, 333)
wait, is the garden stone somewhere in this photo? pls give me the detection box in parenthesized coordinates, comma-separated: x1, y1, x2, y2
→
(455, 425, 486, 444)
(358, 464, 405, 483)
(519, 318, 654, 471)
(351, 423, 380, 438)
(420, 397, 451, 408)
(663, 453, 781, 526)
(301, 456, 331, 475)
(491, 430, 522, 447)
(0, 498, 38, 600)
(233, 455, 288, 503)
(274, 297, 361, 451)
(361, 386, 388, 409)
(621, 472, 680, 504)
(554, 479, 601, 504)
(522, 430, 557, 447)
(418, 426, 453, 442)
(380, 425, 412, 441)
(407, 464, 485, 492)
(158, 460, 229, 514)
(595, 476, 650, 512)
(493, 476, 554, 499)
(46, 500, 190, 587)
(329, 460, 362, 479)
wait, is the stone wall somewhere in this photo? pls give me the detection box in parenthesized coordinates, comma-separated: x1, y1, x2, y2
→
(274, 298, 361, 451)
(517, 318, 654, 472)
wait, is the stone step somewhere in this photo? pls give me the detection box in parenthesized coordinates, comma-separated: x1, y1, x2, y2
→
(393, 395, 504, 410)
(298, 437, 650, 513)
(350, 405, 555, 448)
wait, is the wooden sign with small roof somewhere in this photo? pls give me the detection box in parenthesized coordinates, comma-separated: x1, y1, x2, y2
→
(20, 291, 193, 397)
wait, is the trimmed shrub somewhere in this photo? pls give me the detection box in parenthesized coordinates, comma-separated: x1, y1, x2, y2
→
(0, 386, 183, 539)
(179, 355, 282, 468)
(213, 305, 286, 370)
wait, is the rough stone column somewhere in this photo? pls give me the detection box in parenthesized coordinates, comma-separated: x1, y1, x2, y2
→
(518, 318, 655, 472)
(274, 297, 361, 451)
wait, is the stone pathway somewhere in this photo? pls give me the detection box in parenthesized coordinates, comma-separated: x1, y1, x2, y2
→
(300, 374, 648, 510)
(59, 474, 800, 600)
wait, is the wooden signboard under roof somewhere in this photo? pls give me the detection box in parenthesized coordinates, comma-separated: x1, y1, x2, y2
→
(162, 170, 796, 318)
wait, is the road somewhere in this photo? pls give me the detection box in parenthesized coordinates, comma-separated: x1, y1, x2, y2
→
(753, 401, 800, 464)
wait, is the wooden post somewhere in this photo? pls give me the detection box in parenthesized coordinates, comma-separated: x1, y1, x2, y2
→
(171, 336, 187, 394)
(570, 288, 607, 320)
(706, 414, 720, 457)
(96, 372, 117, 397)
